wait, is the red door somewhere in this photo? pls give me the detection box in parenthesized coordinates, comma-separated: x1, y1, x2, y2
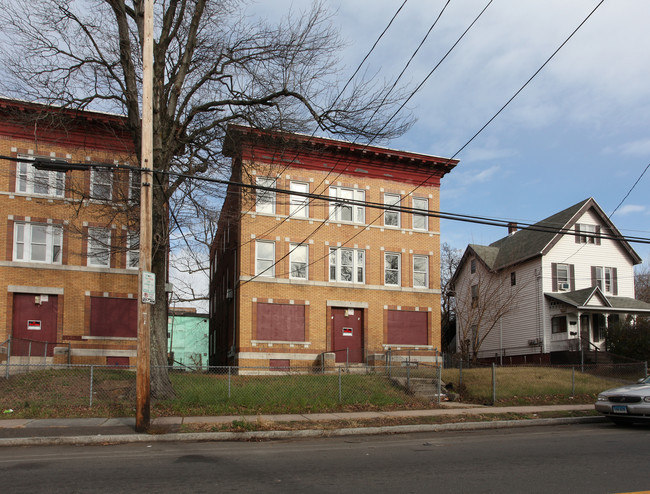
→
(331, 307, 363, 363)
(12, 294, 58, 356)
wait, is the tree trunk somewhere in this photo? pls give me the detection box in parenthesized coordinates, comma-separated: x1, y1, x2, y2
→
(149, 184, 175, 399)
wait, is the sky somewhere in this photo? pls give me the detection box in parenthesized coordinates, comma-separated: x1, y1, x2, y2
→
(174, 0, 650, 310)
(251, 0, 650, 256)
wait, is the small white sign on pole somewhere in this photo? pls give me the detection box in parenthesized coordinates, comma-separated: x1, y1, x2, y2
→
(142, 271, 156, 304)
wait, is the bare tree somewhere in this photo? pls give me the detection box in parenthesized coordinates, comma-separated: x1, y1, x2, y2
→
(440, 242, 462, 352)
(454, 263, 525, 362)
(0, 0, 412, 396)
(636, 261, 650, 304)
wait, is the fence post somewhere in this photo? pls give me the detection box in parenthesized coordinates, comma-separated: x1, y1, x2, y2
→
(459, 359, 463, 388)
(346, 348, 349, 370)
(571, 367, 575, 397)
(407, 360, 411, 390)
(437, 365, 442, 406)
(5, 339, 10, 379)
(228, 366, 231, 399)
(44, 342, 48, 365)
(338, 367, 342, 403)
(492, 363, 496, 405)
(388, 349, 392, 379)
(27, 341, 32, 373)
(89, 366, 94, 407)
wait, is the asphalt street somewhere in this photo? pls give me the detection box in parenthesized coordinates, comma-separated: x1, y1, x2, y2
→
(1, 422, 649, 493)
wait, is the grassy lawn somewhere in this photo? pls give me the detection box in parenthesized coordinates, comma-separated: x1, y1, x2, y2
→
(442, 366, 630, 406)
(0, 365, 633, 418)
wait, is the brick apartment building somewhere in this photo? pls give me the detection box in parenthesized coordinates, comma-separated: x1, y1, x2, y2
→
(209, 125, 458, 368)
(0, 98, 140, 366)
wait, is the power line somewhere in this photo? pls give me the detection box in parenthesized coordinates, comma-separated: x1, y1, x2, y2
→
(610, 161, 650, 218)
(4, 155, 649, 245)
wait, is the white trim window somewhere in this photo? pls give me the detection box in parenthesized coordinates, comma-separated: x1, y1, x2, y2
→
(87, 228, 111, 267)
(290, 181, 309, 218)
(576, 223, 600, 244)
(557, 263, 570, 291)
(256, 177, 276, 214)
(13, 222, 62, 264)
(255, 240, 275, 277)
(384, 252, 401, 286)
(127, 231, 139, 269)
(129, 169, 140, 203)
(384, 193, 400, 227)
(329, 186, 365, 223)
(594, 266, 613, 293)
(289, 243, 308, 280)
(413, 255, 429, 288)
(412, 197, 428, 231)
(91, 167, 112, 201)
(329, 247, 365, 283)
(16, 156, 65, 197)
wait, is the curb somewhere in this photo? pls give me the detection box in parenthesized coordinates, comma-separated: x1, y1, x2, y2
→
(0, 415, 607, 448)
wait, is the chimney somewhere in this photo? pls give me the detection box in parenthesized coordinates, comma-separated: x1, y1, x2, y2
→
(508, 222, 518, 235)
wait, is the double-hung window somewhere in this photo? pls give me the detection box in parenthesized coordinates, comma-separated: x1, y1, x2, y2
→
(127, 231, 139, 269)
(91, 167, 112, 201)
(557, 263, 570, 291)
(13, 222, 62, 264)
(594, 266, 614, 293)
(329, 247, 365, 283)
(16, 156, 65, 197)
(384, 193, 400, 227)
(576, 223, 600, 244)
(384, 252, 401, 286)
(256, 177, 276, 214)
(413, 255, 428, 288)
(290, 182, 309, 218)
(255, 240, 275, 277)
(129, 170, 140, 203)
(289, 243, 308, 280)
(87, 228, 111, 267)
(412, 197, 428, 231)
(329, 186, 365, 223)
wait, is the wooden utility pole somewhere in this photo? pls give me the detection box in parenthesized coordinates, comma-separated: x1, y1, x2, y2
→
(136, 0, 154, 432)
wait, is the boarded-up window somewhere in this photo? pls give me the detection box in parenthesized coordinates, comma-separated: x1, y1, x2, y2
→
(90, 297, 137, 338)
(256, 303, 305, 341)
(387, 310, 428, 345)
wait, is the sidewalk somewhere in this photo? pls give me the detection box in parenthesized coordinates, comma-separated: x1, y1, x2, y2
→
(0, 403, 603, 447)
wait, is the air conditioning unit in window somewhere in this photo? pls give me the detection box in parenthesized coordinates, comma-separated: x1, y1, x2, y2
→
(559, 283, 570, 291)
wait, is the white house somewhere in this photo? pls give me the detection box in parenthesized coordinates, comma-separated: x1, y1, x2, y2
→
(451, 198, 650, 364)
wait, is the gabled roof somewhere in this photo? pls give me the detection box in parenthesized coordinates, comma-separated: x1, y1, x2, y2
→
(471, 198, 642, 271)
(546, 287, 650, 313)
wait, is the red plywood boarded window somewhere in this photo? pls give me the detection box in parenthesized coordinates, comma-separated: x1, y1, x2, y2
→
(270, 359, 290, 370)
(256, 303, 305, 341)
(90, 297, 137, 338)
(387, 310, 428, 345)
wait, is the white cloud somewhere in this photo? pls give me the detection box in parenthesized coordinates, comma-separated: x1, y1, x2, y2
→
(613, 204, 646, 216)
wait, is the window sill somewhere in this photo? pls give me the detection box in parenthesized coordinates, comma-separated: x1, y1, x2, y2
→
(251, 340, 310, 347)
(83, 336, 137, 341)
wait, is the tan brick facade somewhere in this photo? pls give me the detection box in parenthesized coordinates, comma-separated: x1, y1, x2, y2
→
(210, 126, 458, 368)
(0, 99, 139, 365)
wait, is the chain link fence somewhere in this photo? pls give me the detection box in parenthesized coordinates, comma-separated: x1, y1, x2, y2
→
(441, 360, 648, 406)
(0, 360, 646, 418)
(0, 364, 442, 418)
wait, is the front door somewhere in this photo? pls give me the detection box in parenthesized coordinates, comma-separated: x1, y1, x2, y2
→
(12, 293, 58, 356)
(331, 307, 363, 363)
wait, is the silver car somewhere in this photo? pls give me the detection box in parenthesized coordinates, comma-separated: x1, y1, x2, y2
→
(595, 376, 650, 424)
